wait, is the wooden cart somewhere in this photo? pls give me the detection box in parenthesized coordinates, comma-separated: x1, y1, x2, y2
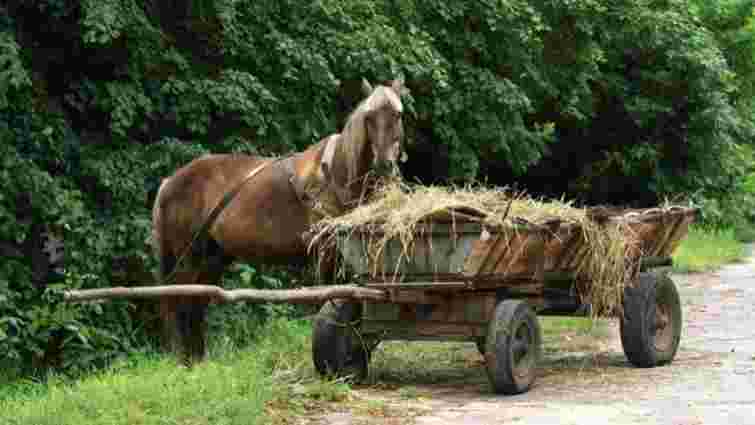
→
(311, 206, 697, 395)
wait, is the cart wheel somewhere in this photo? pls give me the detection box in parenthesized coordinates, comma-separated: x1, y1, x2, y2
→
(475, 337, 486, 356)
(620, 271, 682, 368)
(485, 300, 542, 395)
(312, 300, 370, 381)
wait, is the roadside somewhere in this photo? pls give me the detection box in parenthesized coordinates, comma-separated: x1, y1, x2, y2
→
(301, 246, 755, 425)
(2, 231, 751, 425)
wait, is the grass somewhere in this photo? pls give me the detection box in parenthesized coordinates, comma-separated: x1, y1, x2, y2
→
(0, 318, 347, 425)
(734, 222, 755, 243)
(366, 316, 605, 386)
(3, 223, 748, 424)
(0, 315, 606, 425)
(672, 225, 748, 272)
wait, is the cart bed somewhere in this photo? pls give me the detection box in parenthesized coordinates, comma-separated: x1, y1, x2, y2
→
(338, 206, 697, 286)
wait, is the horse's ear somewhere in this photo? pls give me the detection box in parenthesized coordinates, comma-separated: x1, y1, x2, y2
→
(391, 78, 409, 97)
(361, 78, 374, 97)
(391, 78, 404, 94)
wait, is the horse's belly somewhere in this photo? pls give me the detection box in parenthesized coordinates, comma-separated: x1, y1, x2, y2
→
(212, 201, 311, 262)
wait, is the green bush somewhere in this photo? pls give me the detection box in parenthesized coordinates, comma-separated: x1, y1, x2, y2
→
(1, 0, 754, 376)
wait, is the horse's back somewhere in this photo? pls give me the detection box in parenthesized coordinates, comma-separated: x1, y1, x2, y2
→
(153, 153, 268, 254)
(159, 153, 267, 203)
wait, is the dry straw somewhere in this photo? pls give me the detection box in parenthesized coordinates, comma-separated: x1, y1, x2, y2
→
(308, 182, 641, 317)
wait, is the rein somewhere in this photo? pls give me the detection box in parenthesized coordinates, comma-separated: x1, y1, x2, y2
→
(160, 158, 280, 285)
(160, 135, 368, 286)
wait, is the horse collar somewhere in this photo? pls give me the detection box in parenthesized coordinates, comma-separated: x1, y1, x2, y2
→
(318, 135, 351, 209)
(321, 134, 339, 173)
(285, 135, 349, 211)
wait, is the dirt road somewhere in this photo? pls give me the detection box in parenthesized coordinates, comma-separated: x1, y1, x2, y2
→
(305, 249, 755, 425)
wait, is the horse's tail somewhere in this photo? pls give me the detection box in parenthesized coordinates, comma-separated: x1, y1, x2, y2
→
(152, 177, 183, 355)
(152, 177, 177, 284)
(151, 175, 213, 363)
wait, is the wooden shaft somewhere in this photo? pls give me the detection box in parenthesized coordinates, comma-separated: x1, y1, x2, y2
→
(64, 284, 387, 304)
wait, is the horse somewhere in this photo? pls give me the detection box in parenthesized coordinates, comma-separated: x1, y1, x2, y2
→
(151, 78, 407, 362)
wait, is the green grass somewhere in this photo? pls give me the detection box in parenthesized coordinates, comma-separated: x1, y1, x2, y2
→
(671, 225, 748, 272)
(734, 223, 755, 243)
(367, 316, 605, 385)
(0, 318, 348, 425)
(3, 223, 750, 424)
(0, 315, 608, 425)
(539, 316, 598, 338)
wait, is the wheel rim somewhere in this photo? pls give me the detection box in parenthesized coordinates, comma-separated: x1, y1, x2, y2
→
(511, 321, 535, 380)
(654, 302, 673, 353)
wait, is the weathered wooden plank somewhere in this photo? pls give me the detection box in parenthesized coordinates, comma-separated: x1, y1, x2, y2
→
(471, 280, 544, 295)
(387, 291, 448, 305)
(549, 229, 580, 270)
(650, 217, 678, 257)
(64, 284, 387, 304)
(365, 281, 472, 290)
(361, 320, 487, 338)
(662, 214, 695, 257)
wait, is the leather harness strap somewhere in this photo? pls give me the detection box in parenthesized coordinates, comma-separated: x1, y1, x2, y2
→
(161, 159, 275, 285)
(163, 135, 354, 285)
(286, 135, 350, 211)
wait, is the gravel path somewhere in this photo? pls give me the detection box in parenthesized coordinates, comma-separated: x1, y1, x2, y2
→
(306, 248, 755, 424)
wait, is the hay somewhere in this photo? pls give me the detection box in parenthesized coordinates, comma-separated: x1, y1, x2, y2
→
(308, 182, 641, 317)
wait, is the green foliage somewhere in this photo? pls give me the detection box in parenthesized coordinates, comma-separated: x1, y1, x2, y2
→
(2, 0, 755, 377)
(0, 318, 319, 425)
(691, 0, 755, 112)
(208, 264, 307, 348)
(0, 32, 31, 109)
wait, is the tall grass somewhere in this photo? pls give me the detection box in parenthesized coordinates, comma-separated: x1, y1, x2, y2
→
(672, 225, 747, 272)
(0, 317, 344, 425)
(1, 315, 607, 425)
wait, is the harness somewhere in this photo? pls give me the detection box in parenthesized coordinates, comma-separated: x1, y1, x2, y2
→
(284, 134, 351, 212)
(162, 136, 350, 284)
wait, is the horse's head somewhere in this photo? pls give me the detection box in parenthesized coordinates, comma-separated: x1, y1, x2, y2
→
(360, 78, 407, 177)
(341, 79, 407, 184)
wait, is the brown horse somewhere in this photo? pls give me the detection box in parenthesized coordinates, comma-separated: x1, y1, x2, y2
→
(151, 78, 406, 361)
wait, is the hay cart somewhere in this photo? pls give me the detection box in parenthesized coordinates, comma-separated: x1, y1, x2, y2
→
(311, 206, 697, 395)
(63, 206, 697, 395)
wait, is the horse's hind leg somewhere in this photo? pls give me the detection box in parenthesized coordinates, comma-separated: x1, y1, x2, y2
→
(172, 243, 229, 364)
(161, 266, 219, 364)
(157, 253, 181, 354)
(175, 288, 210, 364)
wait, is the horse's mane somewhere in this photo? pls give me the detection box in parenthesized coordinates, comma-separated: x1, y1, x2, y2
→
(339, 85, 403, 187)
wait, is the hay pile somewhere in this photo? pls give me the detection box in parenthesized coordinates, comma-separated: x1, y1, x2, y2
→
(309, 182, 640, 317)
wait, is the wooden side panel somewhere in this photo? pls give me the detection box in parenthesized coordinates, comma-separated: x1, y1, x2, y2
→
(362, 293, 498, 338)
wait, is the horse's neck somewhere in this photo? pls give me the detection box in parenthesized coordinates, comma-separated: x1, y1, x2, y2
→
(293, 133, 366, 214)
(330, 135, 370, 204)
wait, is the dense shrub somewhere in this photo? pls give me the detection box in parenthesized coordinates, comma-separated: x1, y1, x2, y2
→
(1, 0, 753, 374)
